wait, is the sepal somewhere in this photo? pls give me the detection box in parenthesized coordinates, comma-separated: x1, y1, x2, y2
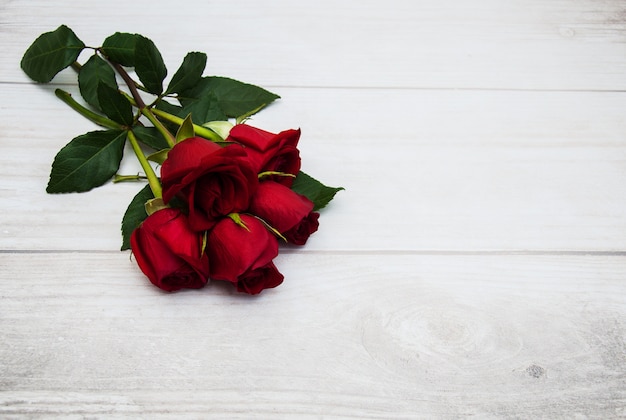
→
(147, 149, 170, 165)
(202, 121, 233, 140)
(145, 198, 168, 216)
(176, 114, 195, 142)
(227, 213, 250, 231)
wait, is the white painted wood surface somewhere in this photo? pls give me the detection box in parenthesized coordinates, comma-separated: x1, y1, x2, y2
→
(1, 0, 625, 418)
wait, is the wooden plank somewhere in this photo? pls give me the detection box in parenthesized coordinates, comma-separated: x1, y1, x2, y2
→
(3, 0, 626, 90)
(1, 84, 625, 251)
(1, 252, 624, 417)
(4, 1, 624, 418)
(5, 85, 626, 148)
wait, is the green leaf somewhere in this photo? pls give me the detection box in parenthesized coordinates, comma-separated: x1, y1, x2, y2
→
(120, 184, 154, 250)
(132, 126, 170, 150)
(165, 52, 207, 95)
(290, 171, 344, 211)
(155, 99, 183, 115)
(78, 54, 118, 109)
(101, 32, 139, 66)
(176, 114, 195, 142)
(179, 76, 279, 118)
(156, 95, 226, 125)
(21, 25, 85, 83)
(180, 93, 227, 124)
(47, 130, 127, 193)
(97, 83, 134, 126)
(134, 35, 167, 94)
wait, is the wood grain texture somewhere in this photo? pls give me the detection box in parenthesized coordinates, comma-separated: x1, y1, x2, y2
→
(1, 0, 625, 417)
(1, 84, 624, 251)
(1, 253, 625, 418)
(1, 0, 625, 90)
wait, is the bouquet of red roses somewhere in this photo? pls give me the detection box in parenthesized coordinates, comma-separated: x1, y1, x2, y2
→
(21, 26, 342, 294)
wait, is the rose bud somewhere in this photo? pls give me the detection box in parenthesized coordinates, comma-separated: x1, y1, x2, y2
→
(248, 180, 319, 245)
(226, 124, 301, 186)
(207, 214, 283, 295)
(130, 207, 209, 292)
(161, 137, 258, 231)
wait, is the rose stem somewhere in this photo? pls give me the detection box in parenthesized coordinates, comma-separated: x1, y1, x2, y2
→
(127, 130, 162, 198)
(71, 61, 82, 72)
(54, 89, 124, 130)
(110, 62, 176, 148)
(55, 87, 162, 197)
(118, 89, 224, 143)
(113, 174, 147, 183)
(150, 108, 224, 142)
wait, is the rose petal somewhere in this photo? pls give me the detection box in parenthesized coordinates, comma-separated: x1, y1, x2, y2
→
(249, 181, 314, 233)
(207, 214, 279, 283)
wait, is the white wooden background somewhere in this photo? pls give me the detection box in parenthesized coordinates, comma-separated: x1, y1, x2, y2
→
(1, 0, 625, 418)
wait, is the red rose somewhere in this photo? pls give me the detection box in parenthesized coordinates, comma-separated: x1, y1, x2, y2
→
(248, 181, 319, 245)
(284, 212, 320, 245)
(207, 214, 283, 294)
(130, 208, 209, 292)
(227, 124, 301, 186)
(161, 137, 258, 231)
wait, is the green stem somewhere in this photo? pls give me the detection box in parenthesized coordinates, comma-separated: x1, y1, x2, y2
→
(119, 90, 136, 106)
(110, 62, 176, 147)
(55, 89, 123, 130)
(151, 108, 223, 142)
(127, 130, 162, 198)
(121, 92, 224, 143)
(113, 174, 147, 183)
(71, 61, 82, 73)
(141, 108, 176, 147)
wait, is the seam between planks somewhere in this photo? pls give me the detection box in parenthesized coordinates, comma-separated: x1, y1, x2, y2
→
(1, 249, 626, 256)
(1, 80, 626, 94)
